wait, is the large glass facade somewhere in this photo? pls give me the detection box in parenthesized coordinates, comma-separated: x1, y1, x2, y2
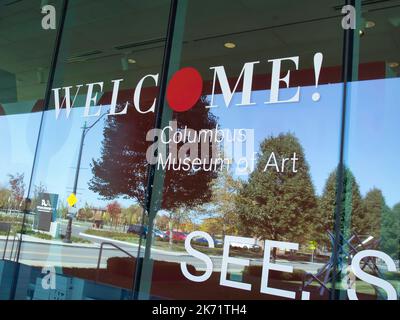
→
(0, 0, 398, 300)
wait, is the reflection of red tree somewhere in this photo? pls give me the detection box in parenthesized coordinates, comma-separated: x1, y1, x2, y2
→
(106, 201, 122, 227)
(90, 89, 219, 212)
(8, 173, 25, 209)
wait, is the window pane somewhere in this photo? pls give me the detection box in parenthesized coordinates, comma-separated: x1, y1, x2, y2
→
(14, 0, 171, 300)
(142, 0, 345, 300)
(0, 0, 61, 299)
(341, 2, 400, 300)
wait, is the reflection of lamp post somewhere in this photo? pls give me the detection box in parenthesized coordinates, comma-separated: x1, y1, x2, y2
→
(63, 113, 107, 243)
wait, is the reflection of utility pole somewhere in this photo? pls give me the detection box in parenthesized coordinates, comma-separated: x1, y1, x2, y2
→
(63, 113, 107, 243)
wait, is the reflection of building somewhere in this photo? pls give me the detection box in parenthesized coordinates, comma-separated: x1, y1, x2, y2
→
(91, 208, 106, 229)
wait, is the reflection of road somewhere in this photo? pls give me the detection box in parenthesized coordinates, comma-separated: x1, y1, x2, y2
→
(58, 220, 126, 237)
(59, 221, 90, 237)
(0, 235, 325, 275)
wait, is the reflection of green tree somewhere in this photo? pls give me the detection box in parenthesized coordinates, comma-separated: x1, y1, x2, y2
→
(381, 203, 400, 259)
(362, 188, 386, 238)
(353, 187, 399, 259)
(318, 167, 363, 244)
(236, 133, 318, 250)
(199, 217, 222, 236)
(57, 201, 68, 219)
(0, 187, 11, 210)
(319, 170, 399, 260)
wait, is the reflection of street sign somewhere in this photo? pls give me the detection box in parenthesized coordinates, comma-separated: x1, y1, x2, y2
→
(67, 193, 77, 207)
(67, 206, 78, 218)
(308, 241, 317, 251)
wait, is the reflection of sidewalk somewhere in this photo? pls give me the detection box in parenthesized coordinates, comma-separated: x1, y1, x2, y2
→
(0, 234, 327, 274)
(0, 234, 99, 248)
(78, 232, 189, 257)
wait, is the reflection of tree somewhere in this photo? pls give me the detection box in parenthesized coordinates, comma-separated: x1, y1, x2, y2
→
(31, 182, 47, 210)
(199, 217, 222, 237)
(8, 173, 25, 209)
(201, 169, 242, 237)
(318, 169, 399, 260)
(77, 202, 95, 221)
(362, 188, 386, 238)
(165, 206, 193, 245)
(236, 133, 318, 253)
(106, 201, 122, 228)
(317, 168, 363, 244)
(89, 97, 218, 212)
(57, 201, 68, 219)
(155, 214, 169, 231)
(0, 187, 11, 210)
(121, 204, 142, 225)
(382, 203, 400, 259)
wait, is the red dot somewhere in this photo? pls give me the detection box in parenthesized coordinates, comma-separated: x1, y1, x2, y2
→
(166, 67, 203, 112)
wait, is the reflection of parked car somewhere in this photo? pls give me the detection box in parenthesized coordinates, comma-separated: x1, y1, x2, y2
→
(153, 228, 169, 240)
(127, 225, 168, 240)
(127, 224, 147, 237)
(193, 236, 223, 247)
(165, 231, 187, 241)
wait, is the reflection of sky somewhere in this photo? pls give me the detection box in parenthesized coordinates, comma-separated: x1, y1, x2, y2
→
(0, 78, 399, 208)
(345, 78, 400, 207)
(210, 84, 342, 197)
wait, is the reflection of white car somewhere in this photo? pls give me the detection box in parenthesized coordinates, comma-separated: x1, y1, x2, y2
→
(230, 242, 260, 250)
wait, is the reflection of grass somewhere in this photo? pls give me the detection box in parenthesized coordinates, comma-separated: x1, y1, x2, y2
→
(286, 277, 400, 297)
(0, 230, 14, 236)
(85, 229, 141, 243)
(84, 229, 264, 256)
(0, 214, 23, 223)
(152, 240, 187, 252)
(0, 224, 91, 243)
(0, 214, 23, 235)
(58, 234, 92, 244)
(25, 229, 53, 240)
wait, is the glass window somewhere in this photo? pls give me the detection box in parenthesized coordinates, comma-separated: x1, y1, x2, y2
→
(0, 0, 62, 299)
(339, 1, 400, 300)
(11, 0, 172, 300)
(140, 0, 346, 300)
(1, 0, 398, 301)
